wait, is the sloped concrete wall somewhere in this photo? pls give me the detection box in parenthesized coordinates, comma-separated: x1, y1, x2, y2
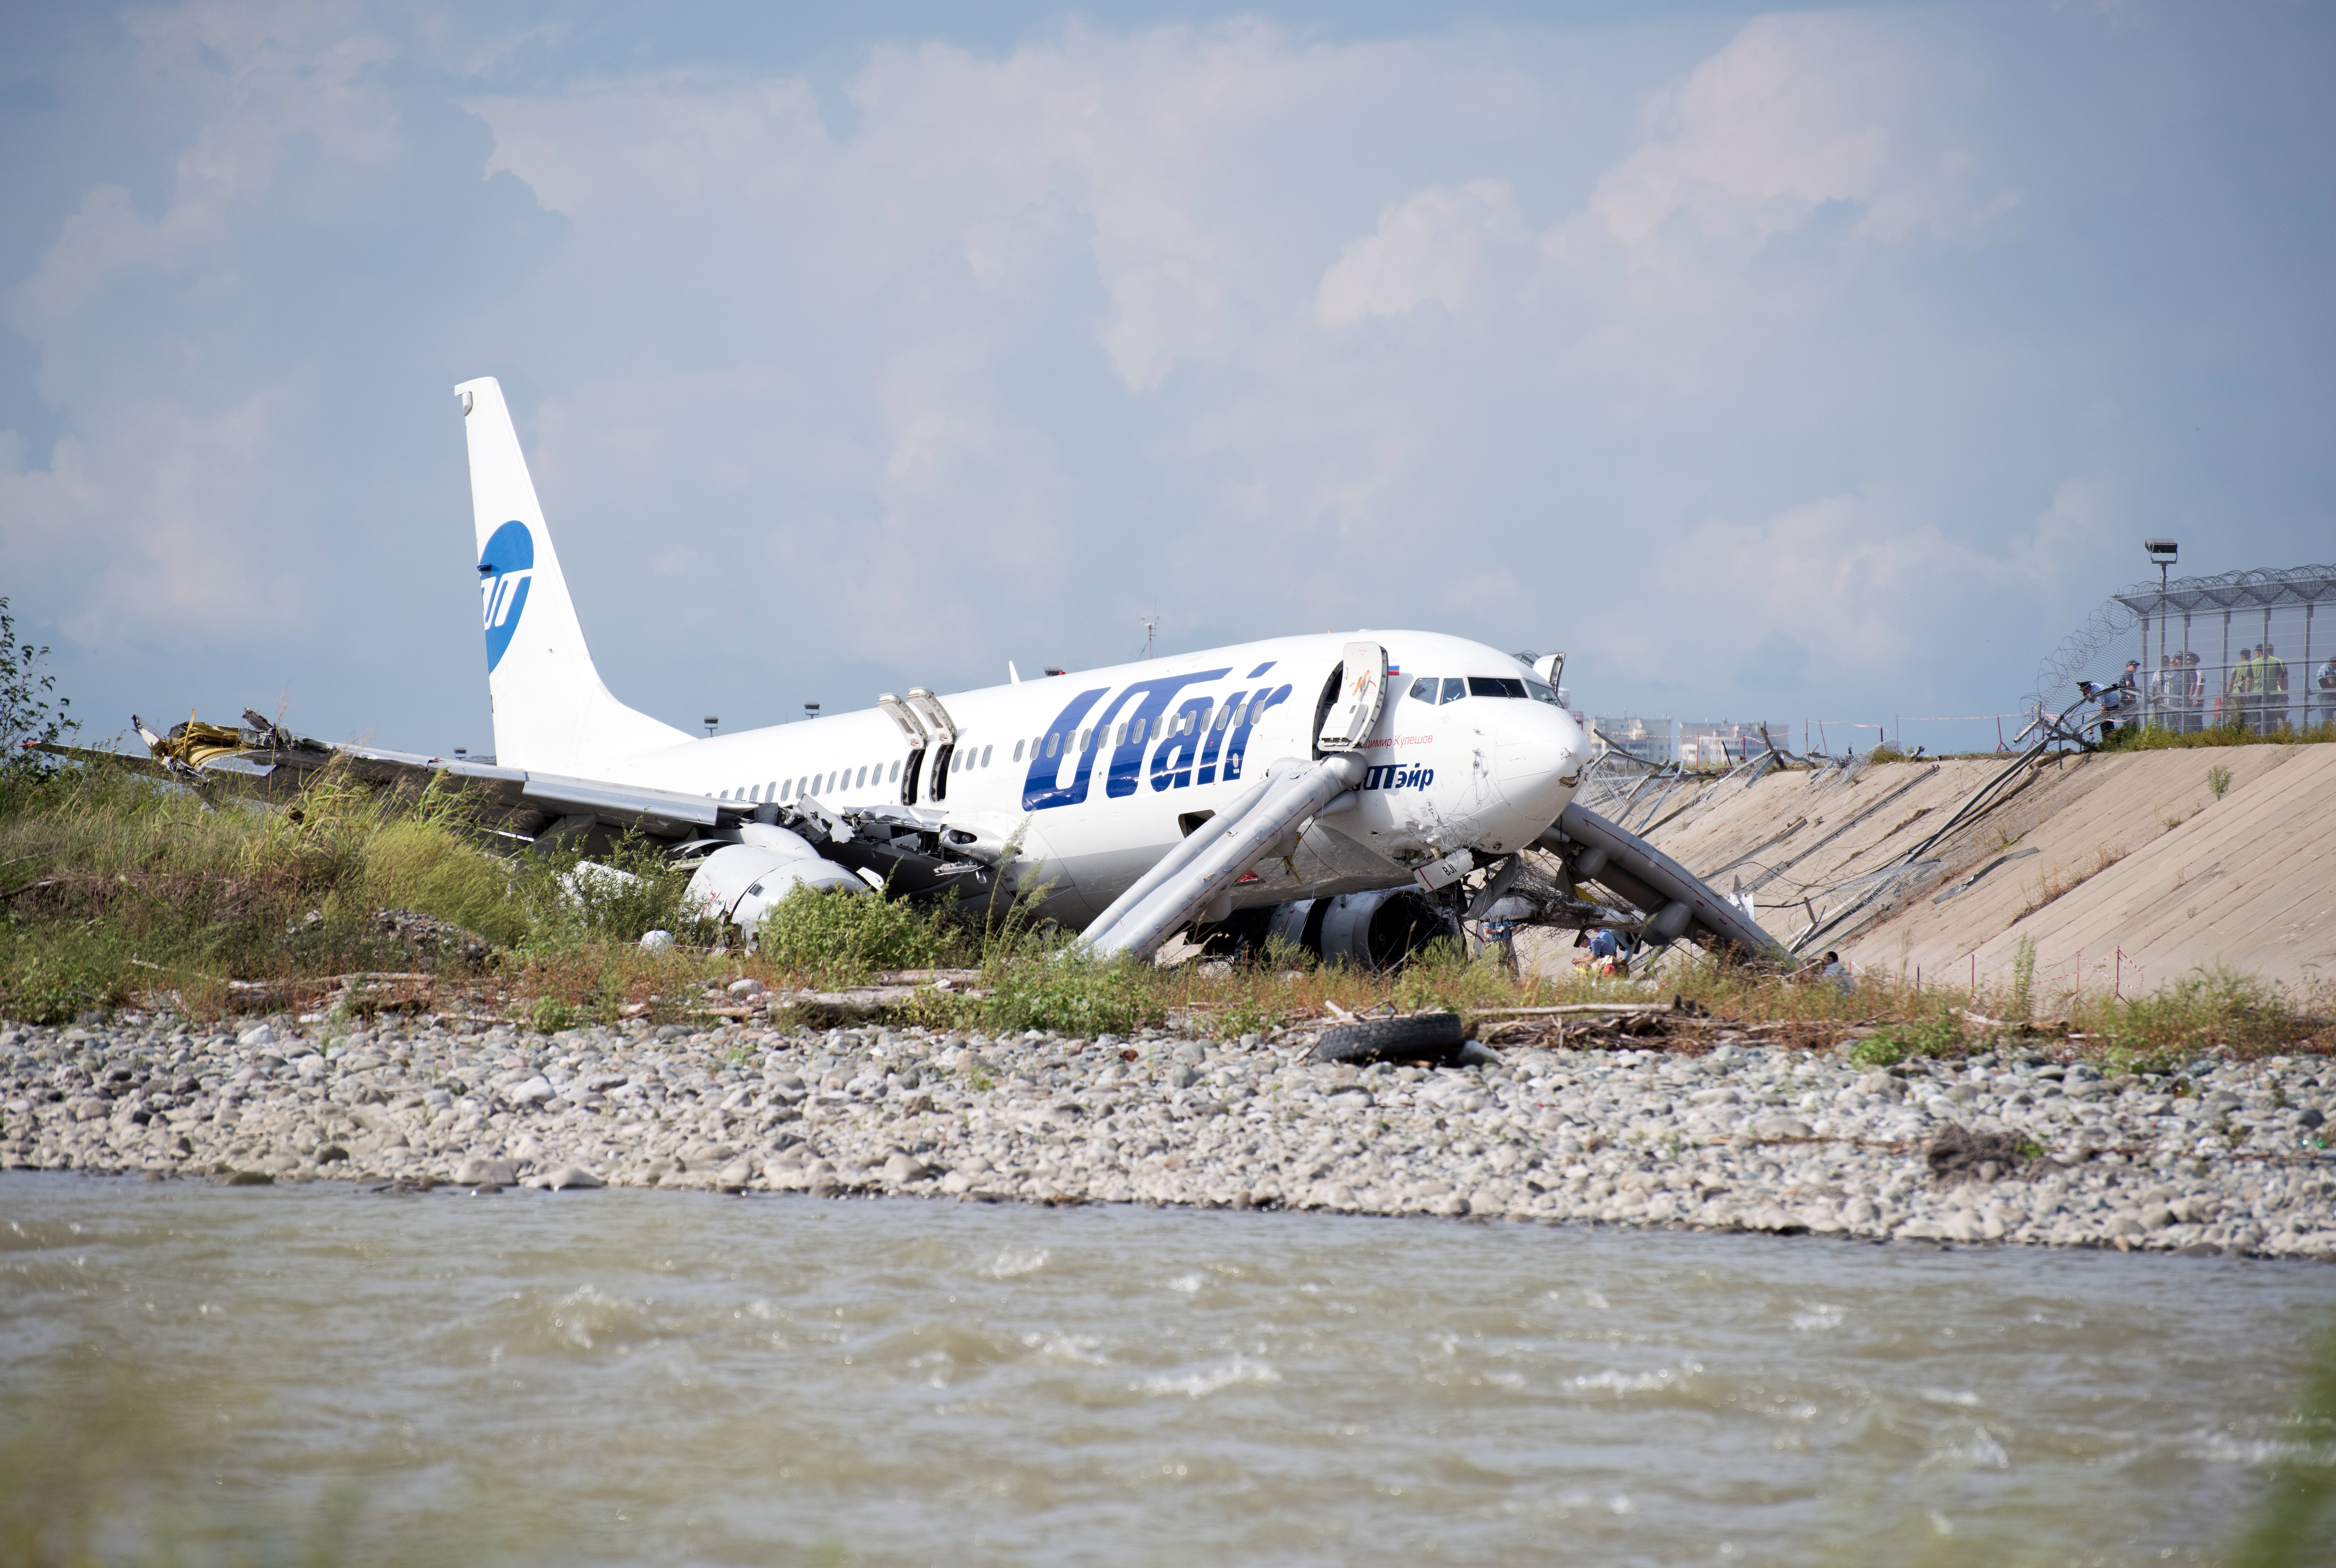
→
(1637, 745, 2334, 1001)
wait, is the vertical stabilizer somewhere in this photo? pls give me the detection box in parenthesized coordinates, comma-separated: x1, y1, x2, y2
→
(457, 377, 689, 770)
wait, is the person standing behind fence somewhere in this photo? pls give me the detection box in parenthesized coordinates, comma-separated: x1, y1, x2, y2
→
(2149, 654, 2179, 730)
(2164, 651, 2195, 733)
(2228, 645, 2261, 733)
(2258, 642, 2290, 732)
(2316, 653, 2336, 730)
(2184, 650, 2207, 732)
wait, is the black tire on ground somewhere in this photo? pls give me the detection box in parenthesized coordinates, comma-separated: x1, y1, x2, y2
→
(1310, 1011, 1465, 1065)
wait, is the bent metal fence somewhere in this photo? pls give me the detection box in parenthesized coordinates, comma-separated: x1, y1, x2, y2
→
(2033, 563, 2336, 736)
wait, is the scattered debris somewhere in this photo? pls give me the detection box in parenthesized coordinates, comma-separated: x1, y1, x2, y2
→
(1925, 1122, 2034, 1186)
(369, 909, 491, 974)
(1309, 1011, 1465, 1066)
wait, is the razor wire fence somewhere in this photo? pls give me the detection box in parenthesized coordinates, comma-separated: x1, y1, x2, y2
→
(2032, 563, 2336, 735)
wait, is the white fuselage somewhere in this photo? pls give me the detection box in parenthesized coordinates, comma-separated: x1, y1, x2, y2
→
(587, 630, 1588, 924)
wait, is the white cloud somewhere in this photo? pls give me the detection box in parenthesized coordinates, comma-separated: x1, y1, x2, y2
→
(0, 394, 292, 645)
(1568, 14, 2002, 261)
(18, 0, 2285, 755)
(1602, 480, 2118, 684)
(1314, 178, 1527, 326)
(9, 1, 396, 344)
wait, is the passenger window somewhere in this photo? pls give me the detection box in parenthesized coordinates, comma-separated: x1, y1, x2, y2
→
(1440, 678, 1467, 704)
(982, 745, 993, 767)
(1047, 733, 1060, 758)
(1013, 739, 1024, 762)
(889, 760, 900, 781)
(1408, 676, 1438, 703)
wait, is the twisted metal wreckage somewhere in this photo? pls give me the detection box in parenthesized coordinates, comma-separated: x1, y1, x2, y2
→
(1560, 690, 2141, 961)
(36, 679, 2124, 980)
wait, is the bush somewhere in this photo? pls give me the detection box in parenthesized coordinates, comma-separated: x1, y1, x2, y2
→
(754, 886, 949, 980)
(983, 954, 1165, 1036)
(363, 818, 529, 948)
(0, 596, 77, 775)
(1851, 1013, 1965, 1067)
(517, 829, 717, 949)
(0, 948, 122, 1024)
(1391, 938, 1517, 1017)
(2079, 966, 2302, 1060)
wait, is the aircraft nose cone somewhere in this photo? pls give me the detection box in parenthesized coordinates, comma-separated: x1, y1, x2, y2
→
(1486, 699, 1584, 837)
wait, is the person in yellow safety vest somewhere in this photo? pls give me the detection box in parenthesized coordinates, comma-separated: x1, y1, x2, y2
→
(2259, 641, 2290, 731)
(2228, 645, 2262, 732)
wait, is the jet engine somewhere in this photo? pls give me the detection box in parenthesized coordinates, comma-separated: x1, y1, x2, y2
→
(1194, 885, 1455, 972)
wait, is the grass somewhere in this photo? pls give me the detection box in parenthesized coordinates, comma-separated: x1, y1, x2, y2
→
(2, 760, 2327, 1060)
(2100, 716, 2336, 752)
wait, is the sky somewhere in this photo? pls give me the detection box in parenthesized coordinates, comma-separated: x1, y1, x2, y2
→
(3, 0, 2331, 760)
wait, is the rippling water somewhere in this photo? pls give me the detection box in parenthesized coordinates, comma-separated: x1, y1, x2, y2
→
(2, 1175, 2328, 1565)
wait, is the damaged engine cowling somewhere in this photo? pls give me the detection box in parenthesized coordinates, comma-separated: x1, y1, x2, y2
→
(684, 824, 871, 938)
(679, 803, 1016, 944)
(1194, 885, 1456, 972)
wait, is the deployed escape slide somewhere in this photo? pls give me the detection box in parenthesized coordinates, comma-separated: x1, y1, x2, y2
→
(84, 673, 1785, 972)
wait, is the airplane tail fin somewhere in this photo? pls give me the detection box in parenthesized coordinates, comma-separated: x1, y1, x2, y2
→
(457, 377, 689, 771)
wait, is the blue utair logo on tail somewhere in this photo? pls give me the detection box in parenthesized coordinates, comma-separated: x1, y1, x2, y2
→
(479, 520, 534, 672)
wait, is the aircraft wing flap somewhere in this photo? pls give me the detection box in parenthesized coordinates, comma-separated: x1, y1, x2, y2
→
(519, 772, 724, 830)
(223, 740, 722, 830)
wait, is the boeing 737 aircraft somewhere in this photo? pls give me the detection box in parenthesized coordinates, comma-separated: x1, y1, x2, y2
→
(461, 374, 1614, 963)
(106, 376, 1779, 970)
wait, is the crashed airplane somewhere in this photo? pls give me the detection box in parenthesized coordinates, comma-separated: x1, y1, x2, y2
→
(110, 376, 1783, 971)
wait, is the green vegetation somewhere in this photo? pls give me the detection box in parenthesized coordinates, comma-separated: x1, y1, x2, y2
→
(982, 951, 1166, 1037)
(0, 759, 716, 1023)
(2099, 716, 2334, 753)
(1, 749, 2326, 1060)
(1848, 1013, 1965, 1068)
(0, 596, 78, 768)
(2009, 933, 2038, 1019)
(755, 883, 953, 980)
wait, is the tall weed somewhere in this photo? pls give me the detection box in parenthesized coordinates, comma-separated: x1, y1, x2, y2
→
(756, 886, 952, 981)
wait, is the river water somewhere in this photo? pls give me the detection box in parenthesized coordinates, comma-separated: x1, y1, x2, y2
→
(3, 1176, 2328, 1566)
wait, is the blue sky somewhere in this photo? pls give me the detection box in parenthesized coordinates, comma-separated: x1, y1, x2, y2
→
(3, 0, 2331, 758)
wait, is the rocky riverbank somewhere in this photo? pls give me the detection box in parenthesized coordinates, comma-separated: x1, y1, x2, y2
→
(5, 1009, 2332, 1260)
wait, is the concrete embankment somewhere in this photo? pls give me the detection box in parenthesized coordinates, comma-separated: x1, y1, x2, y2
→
(1638, 743, 2334, 997)
(5, 1013, 2333, 1260)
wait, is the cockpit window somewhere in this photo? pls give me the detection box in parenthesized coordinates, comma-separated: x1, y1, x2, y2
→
(1525, 681, 1563, 707)
(1468, 676, 1528, 699)
(1439, 677, 1467, 704)
(1408, 675, 1439, 703)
